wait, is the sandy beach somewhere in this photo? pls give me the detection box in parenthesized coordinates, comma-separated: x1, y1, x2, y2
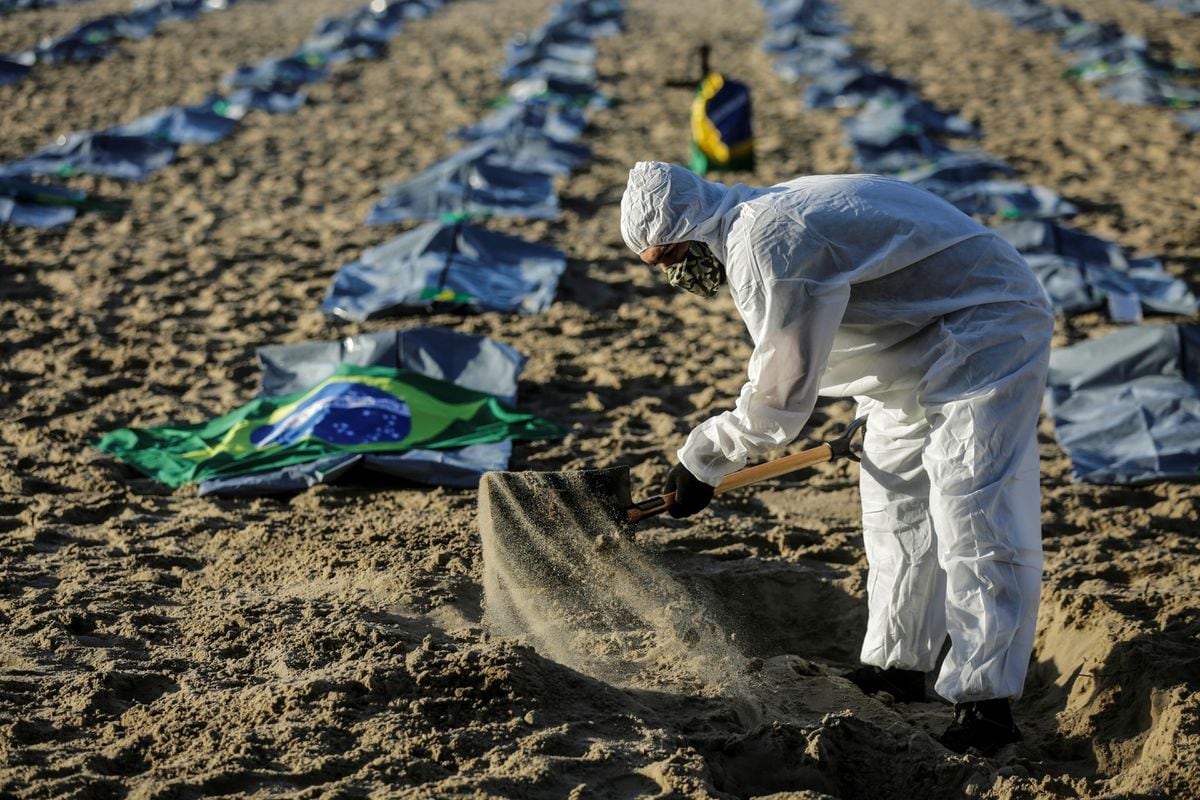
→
(1, 0, 1198, 796)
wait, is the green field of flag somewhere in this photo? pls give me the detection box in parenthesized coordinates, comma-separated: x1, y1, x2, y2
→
(97, 364, 563, 487)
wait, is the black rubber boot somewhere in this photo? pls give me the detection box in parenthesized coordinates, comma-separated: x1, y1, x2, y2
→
(844, 665, 927, 703)
(938, 698, 1021, 756)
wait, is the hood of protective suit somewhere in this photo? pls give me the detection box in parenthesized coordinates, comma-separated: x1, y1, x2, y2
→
(620, 161, 764, 263)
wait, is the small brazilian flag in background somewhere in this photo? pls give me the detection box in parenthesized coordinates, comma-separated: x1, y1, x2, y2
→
(97, 365, 563, 487)
(690, 72, 755, 175)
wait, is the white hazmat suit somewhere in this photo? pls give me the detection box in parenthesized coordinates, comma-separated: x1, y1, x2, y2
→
(621, 162, 1053, 703)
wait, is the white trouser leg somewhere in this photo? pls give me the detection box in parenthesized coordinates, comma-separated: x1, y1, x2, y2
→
(926, 395, 1045, 703)
(858, 395, 947, 673)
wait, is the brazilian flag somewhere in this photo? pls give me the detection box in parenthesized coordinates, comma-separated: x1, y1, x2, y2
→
(97, 365, 563, 487)
(690, 72, 755, 175)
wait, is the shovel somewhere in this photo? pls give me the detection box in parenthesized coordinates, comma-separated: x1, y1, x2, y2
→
(479, 417, 867, 556)
(624, 415, 866, 523)
(478, 418, 868, 667)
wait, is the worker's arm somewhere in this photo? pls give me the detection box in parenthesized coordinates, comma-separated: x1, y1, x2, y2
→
(678, 223, 851, 486)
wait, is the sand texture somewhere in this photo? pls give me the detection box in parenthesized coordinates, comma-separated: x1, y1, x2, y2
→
(1, 0, 1199, 797)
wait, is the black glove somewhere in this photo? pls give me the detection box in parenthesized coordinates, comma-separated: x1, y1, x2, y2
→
(662, 463, 715, 518)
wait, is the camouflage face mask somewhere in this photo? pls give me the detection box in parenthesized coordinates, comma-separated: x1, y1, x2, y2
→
(663, 241, 725, 298)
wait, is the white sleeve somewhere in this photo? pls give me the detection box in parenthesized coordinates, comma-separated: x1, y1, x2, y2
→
(678, 249, 851, 487)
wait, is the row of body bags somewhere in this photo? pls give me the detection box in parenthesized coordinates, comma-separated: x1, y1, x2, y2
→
(972, 0, 1200, 131)
(325, 0, 624, 319)
(0, 0, 445, 227)
(1, 0, 276, 86)
(763, 1, 1074, 215)
(760, 0, 1200, 484)
(1, 0, 88, 13)
(1148, 0, 1198, 14)
(364, 3, 618, 223)
(761, 0, 1197, 326)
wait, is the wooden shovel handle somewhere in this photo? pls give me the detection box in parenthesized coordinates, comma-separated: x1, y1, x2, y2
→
(714, 442, 835, 493)
(624, 416, 866, 524)
(624, 442, 834, 524)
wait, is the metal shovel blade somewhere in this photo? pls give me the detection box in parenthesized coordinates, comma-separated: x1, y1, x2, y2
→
(478, 466, 634, 585)
(478, 466, 747, 687)
(478, 466, 648, 676)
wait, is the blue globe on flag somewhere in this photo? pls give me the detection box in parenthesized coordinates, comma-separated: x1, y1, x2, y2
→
(249, 381, 412, 448)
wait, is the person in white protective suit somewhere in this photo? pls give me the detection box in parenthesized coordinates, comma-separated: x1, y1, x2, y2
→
(620, 161, 1053, 756)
